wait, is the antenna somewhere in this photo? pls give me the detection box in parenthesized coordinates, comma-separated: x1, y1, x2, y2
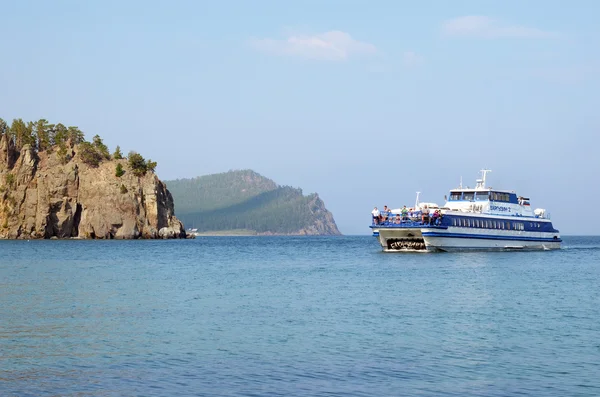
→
(415, 192, 421, 209)
(459, 176, 463, 189)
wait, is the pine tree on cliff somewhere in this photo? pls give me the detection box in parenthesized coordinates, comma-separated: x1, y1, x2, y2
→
(11, 119, 35, 151)
(0, 118, 8, 165)
(34, 119, 52, 152)
(92, 135, 110, 159)
(67, 126, 85, 146)
(113, 145, 123, 159)
(0, 118, 7, 137)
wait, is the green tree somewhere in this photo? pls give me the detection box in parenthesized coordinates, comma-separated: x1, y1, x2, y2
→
(92, 134, 110, 159)
(57, 144, 70, 164)
(67, 126, 85, 146)
(34, 119, 51, 152)
(0, 118, 8, 138)
(10, 119, 37, 150)
(10, 119, 25, 149)
(0, 118, 9, 165)
(115, 162, 125, 177)
(54, 123, 68, 147)
(78, 142, 103, 167)
(5, 173, 15, 188)
(146, 159, 157, 173)
(25, 121, 36, 147)
(127, 151, 147, 177)
(113, 145, 123, 159)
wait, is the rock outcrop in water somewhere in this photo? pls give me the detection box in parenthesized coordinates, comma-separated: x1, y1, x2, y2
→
(0, 133, 185, 239)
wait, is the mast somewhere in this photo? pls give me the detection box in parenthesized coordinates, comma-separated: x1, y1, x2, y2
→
(415, 192, 420, 209)
(476, 169, 491, 189)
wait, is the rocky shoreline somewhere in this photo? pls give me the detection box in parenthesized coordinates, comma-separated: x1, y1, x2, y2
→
(0, 135, 186, 240)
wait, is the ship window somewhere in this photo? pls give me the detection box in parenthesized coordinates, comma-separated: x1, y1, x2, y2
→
(476, 219, 480, 228)
(493, 220, 497, 229)
(506, 222, 511, 229)
(491, 192, 498, 201)
(463, 192, 474, 201)
(475, 192, 488, 201)
(450, 193, 461, 201)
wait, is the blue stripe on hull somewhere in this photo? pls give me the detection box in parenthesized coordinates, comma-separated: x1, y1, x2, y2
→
(428, 245, 560, 252)
(421, 231, 561, 243)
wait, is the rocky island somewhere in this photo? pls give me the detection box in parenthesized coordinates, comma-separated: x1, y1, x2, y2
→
(0, 118, 185, 239)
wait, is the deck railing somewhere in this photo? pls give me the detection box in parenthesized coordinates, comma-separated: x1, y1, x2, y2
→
(371, 212, 443, 227)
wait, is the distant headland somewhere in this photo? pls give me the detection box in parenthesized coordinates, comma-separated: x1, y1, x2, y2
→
(0, 117, 185, 239)
(166, 170, 341, 236)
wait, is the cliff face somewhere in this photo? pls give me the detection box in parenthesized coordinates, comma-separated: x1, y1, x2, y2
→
(0, 136, 185, 239)
(269, 193, 340, 236)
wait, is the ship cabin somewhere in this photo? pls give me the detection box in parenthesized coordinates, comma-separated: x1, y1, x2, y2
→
(444, 186, 536, 218)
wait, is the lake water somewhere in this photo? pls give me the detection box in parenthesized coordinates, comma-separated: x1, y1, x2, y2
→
(1, 236, 599, 396)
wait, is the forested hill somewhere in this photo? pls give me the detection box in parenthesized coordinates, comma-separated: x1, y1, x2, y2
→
(165, 170, 341, 235)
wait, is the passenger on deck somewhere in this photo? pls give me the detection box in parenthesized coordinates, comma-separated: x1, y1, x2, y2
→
(401, 205, 408, 220)
(372, 207, 381, 224)
(382, 205, 391, 223)
(431, 210, 439, 225)
(422, 205, 430, 225)
(394, 214, 401, 224)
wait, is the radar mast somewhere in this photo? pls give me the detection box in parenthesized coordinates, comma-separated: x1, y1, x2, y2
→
(475, 169, 491, 190)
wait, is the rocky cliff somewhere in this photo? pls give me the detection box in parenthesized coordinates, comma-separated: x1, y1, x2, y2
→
(0, 135, 185, 239)
(256, 193, 340, 236)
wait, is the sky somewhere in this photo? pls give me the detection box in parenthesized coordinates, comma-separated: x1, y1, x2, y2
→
(1, 0, 599, 235)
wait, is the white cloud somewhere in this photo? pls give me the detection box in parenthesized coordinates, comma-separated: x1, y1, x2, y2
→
(250, 31, 377, 61)
(402, 51, 423, 66)
(442, 16, 557, 39)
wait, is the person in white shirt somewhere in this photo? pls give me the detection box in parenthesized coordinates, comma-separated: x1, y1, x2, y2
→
(371, 207, 381, 224)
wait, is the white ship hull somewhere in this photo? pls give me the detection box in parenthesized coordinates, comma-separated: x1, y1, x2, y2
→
(374, 226, 561, 252)
(422, 230, 561, 252)
(371, 169, 561, 253)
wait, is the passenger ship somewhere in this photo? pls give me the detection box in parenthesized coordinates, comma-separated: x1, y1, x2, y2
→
(371, 170, 561, 252)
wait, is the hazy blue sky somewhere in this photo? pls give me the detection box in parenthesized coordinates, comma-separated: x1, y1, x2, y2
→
(1, 0, 598, 235)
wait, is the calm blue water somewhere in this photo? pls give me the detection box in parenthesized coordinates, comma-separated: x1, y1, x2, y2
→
(1, 236, 600, 396)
